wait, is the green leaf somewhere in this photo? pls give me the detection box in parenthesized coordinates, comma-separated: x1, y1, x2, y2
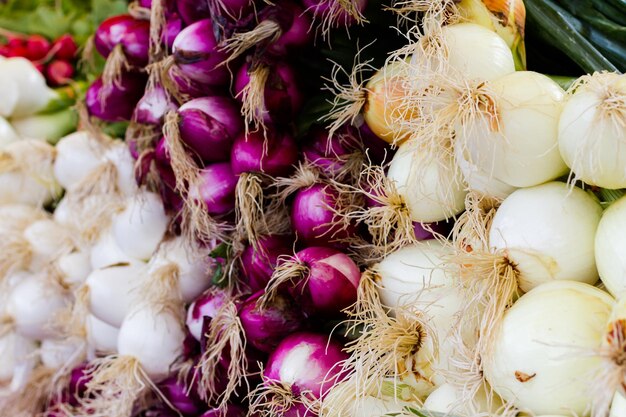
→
(209, 242, 231, 259)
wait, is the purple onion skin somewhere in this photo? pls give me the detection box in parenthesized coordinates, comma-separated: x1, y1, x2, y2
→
(357, 121, 394, 165)
(290, 247, 360, 317)
(265, 332, 347, 398)
(94, 15, 150, 66)
(186, 288, 229, 342)
(291, 184, 357, 248)
(158, 376, 205, 416)
(302, 127, 362, 176)
(189, 162, 238, 216)
(178, 96, 243, 163)
(264, 3, 312, 56)
(200, 404, 247, 417)
(172, 19, 229, 86)
(176, 0, 211, 25)
(164, 14, 183, 50)
(240, 234, 292, 292)
(133, 84, 177, 126)
(68, 364, 90, 405)
(168, 65, 223, 98)
(86, 72, 147, 122)
(239, 291, 305, 353)
(302, 0, 368, 27)
(234, 62, 303, 126)
(230, 131, 298, 177)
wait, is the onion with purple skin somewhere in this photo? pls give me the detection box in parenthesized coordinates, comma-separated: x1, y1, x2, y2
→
(168, 65, 220, 99)
(176, 0, 211, 25)
(291, 183, 357, 247)
(250, 332, 348, 417)
(158, 376, 204, 416)
(234, 61, 303, 128)
(94, 15, 150, 66)
(68, 364, 90, 405)
(302, 0, 368, 34)
(188, 162, 238, 216)
(171, 19, 229, 86)
(163, 13, 183, 50)
(357, 120, 394, 165)
(239, 291, 304, 353)
(86, 72, 147, 122)
(262, 246, 360, 317)
(199, 404, 247, 417)
(240, 234, 292, 292)
(186, 288, 229, 342)
(302, 126, 365, 180)
(133, 83, 177, 126)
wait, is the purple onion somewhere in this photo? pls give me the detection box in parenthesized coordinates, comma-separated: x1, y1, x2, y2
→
(177, 96, 243, 163)
(94, 15, 150, 66)
(133, 84, 177, 126)
(302, 0, 368, 28)
(68, 364, 90, 405)
(168, 65, 221, 99)
(86, 72, 148, 122)
(186, 288, 230, 342)
(239, 291, 304, 352)
(291, 183, 357, 247)
(234, 61, 303, 126)
(172, 19, 229, 86)
(240, 234, 292, 292)
(259, 3, 312, 56)
(163, 13, 183, 50)
(284, 247, 360, 317)
(231, 131, 298, 177)
(176, 0, 211, 25)
(357, 120, 394, 165)
(264, 332, 347, 399)
(158, 376, 204, 416)
(302, 127, 363, 176)
(200, 404, 247, 417)
(188, 162, 238, 216)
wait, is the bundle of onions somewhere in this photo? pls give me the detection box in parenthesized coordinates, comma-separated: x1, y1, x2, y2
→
(248, 332, 348, 417)
(558, 72, 626, 189)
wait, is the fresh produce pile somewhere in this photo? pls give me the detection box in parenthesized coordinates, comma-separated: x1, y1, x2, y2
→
(0, 0, 624, 417)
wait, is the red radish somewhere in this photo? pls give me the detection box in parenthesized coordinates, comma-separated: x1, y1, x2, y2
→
(25, 35, 50, 61)
(52, 34, 78, 60)
(45, 60, 74, 86)
(6, 37, 25, 50)
(6, 45, 28, 58)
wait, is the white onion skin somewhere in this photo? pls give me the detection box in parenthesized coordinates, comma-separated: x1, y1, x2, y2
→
(424, 383, 504, 416)
(40, 338, 85, 370)
(103, 142, 138, 197)
(58, 250, 92, 287)
(112, 191, 169, 260)
(90, 229, 139, 270)
(460, 71, 568, 188)
(490, 182, 602, 293)
(53, 131, 103, 191)
(483, 280, 614, 416)
(0, 116, 21, 149)
(558, 74, 626, 189)
(388, 143, 467, 223)
(23, 219, 73, 271)
(6, 273, 70, 340)
(86, 314, 119, 355)
(595, 196, 626, 298)
(322, 382, 417, 417)
(0, 58, 56, 118)
(86, 262, 147, 327)
(117, 306, 185, 381)
(411, 23, 515, 82)
(610, 392, 626, 417)
(0, 332, 37, 382)
(150, 237, 213, 303)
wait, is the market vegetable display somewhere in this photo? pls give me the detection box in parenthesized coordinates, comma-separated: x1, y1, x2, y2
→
(0, 0, 624, 417)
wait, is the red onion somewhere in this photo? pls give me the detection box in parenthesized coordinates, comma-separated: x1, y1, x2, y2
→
(176, 0, 211, 25)
(302, 0, 368, 29)
(234, 61, 303, 127)
(199, 404, 247, 417)
(187, 162, 238, 216)
(265, 246, 360, 317)
(251, 332, 347, 416)
(86, 72, 147, 122)
(168, 65, 220, 98)
(186, 288, 229, 342)
(302, 126, 364, 178)
(240, 234, 292, 292)
(262, 3, 312, 56)
(291, 183, 357, 247)
(231, 131, 298, 177)
(177, 96, 243, 163)
(94, 15, 150, 66)
(158, 376, 204, 416)
(133, 83, 177, 126)
(239, 291, 304, 353)
(357, 120, 394, 165)
(172, 19, 229, 86)
(163, 13, 183, 50)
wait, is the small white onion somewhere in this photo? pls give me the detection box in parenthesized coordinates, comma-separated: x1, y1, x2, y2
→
(610, 392, 626, 417)
(388, 142, 467, 223)
(424, 383, 504, 416)
(0, 332, 37, 382)
(459, 71, 567, 188)
(40, 338, 85, 370)
(53, 131, 103, 191)
(86, 314, 119, 355)
(483, 280, 614, 416)
(117, 305, 185, 381)
(0, 57, 56, 117)
(489, 182, 602, 292)
(0, 116, 21, 149)
(57, 250, 92, 287)
(90, 228, 139, 270)
(595, 196, 626, 298)
(112, 191, 169, 260)
(23, 219, 74, 271)
(86, 262, 147, 327)
(103, 142, 138, 198)
(558, 73, 626, 189)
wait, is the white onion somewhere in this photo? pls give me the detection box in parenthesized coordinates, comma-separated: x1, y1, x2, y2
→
(423, 382, 504, 416)
(0, 58, 57, 117)
(387, 142, 467, 222)
(150, 237, 213, 302)
(458, 71, 567, 188)
(595, 196, 626, 298)
(90, 228, 139, 270)
(86, 262, 147, 327)
(57, 250, 92, 287)
(0, 116, 21, 149)
(39, 338, 85, 370)
(322, 381, 417, 417)
(23, 219, 74, 271)
(610, 392, 626, 417)
(103, 142, 137, 197)
(0, 332, 37, 382)
(483, 280, 614, 416)
(117, 305, 185, 380)
(6, 273, 70, 340)
(86, 314, 119, 356)
(558, 73, 626, 189)
(53, 131, 104, 191)
(489, 182, 602, 292)
(112, 191, 169, 260)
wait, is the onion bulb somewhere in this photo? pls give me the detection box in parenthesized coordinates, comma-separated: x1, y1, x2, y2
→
(558, 72, 626, 189)
(483, 280, 613, 416)
(597, 195, 626, 298)
(424, 382, 504, 416)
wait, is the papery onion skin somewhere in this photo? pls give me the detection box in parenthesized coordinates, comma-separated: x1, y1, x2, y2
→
(240, 234, 292, 292)
(86, 72, 147, 122)
(189, 162, 239, 215)
(94, 15, 150, 66)
(595, 195, 626, 298)
(231, 130, 298, 177)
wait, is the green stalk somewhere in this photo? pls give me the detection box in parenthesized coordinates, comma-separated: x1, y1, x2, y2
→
(11, 107, 78, 144)
(37, 81, 88, 115)
(546, 75, 577, 90)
